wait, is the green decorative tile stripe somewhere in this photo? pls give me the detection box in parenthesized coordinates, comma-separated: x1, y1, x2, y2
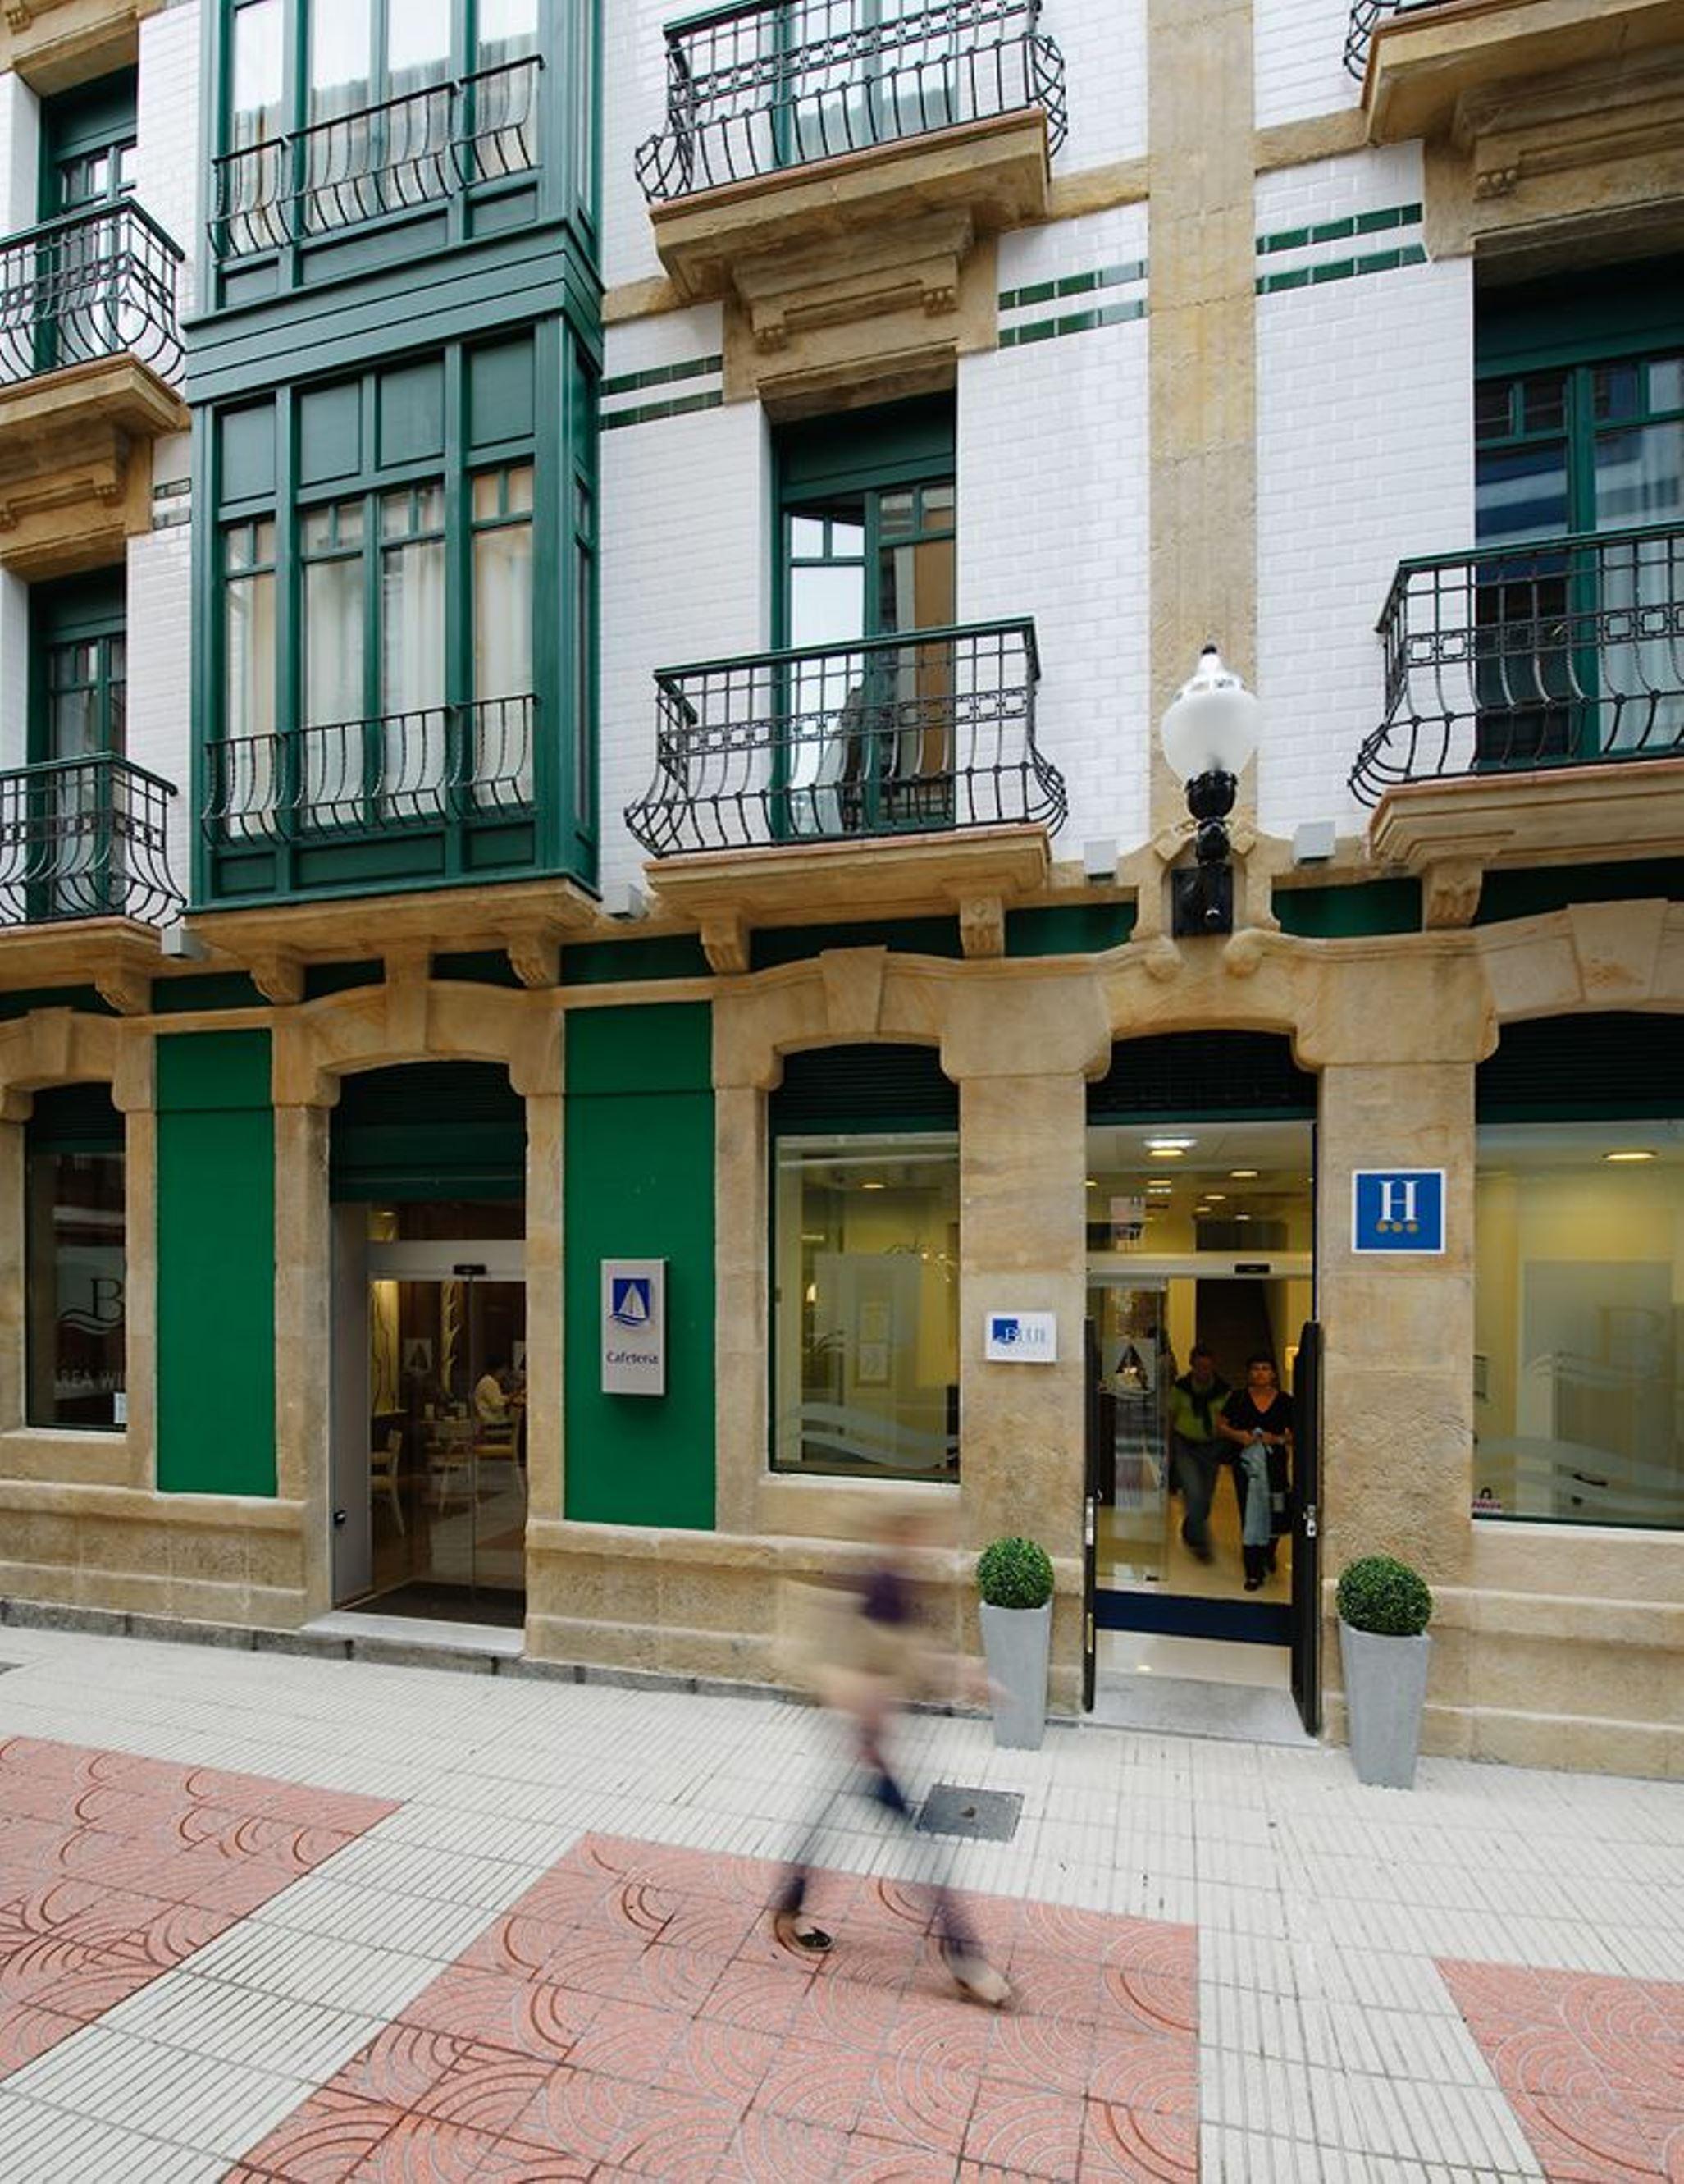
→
(600, 354, 723, 399)
(600, 388, 724, 432)
(1256, 203, 1422, 256)
(997, 259, 1147, 312)
(1257, 243, 1428, 296)
(997, 258, 1149, 350)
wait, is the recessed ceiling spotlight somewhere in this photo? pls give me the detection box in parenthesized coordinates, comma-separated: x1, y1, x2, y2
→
(1230, 1168, 1258, 1179)
(1086, 1178, 1098, 1189)
(1205, 1193, 1225, 1202)
(1146, 1136, 1196, 1152)
(860, 1180, 886, 1190)
(1234, 1213, 1252, 1222)
(1148, 1146, 1185, 1160)
(1604, 1149, 1655, 1163)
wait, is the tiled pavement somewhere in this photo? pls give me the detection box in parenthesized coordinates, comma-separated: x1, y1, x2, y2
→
(0, 1628, 1677, 2180)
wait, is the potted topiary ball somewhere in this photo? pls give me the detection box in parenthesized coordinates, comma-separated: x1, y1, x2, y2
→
(976, 1537, 1055, 1750)
(1336, 1554, 1435, 1789)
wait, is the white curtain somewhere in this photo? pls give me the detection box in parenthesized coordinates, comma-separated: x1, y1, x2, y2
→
(1595, 415, 1684, 752)
(473, 519, 532, 804)
(382, 525, 448, 814)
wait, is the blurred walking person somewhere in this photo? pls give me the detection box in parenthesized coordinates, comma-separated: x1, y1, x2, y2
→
(773, 1502, 1011, 2008)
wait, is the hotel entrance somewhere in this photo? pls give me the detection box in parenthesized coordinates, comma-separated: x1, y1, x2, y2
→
(326, 1064, 528, 1627)
(1082, 1036, 1319, 1725)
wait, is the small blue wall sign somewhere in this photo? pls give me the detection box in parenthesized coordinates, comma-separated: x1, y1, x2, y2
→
(1352, 1170, 1445, 1254)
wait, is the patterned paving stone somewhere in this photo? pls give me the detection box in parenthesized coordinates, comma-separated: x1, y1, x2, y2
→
(1441, 1957, 1684, 2183)
(0, 1736, 393, 2090)
(221, 1832, 1201, 2181)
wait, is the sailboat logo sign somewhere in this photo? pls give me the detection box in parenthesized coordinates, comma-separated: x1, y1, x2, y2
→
(601, 1259, 667, 1396)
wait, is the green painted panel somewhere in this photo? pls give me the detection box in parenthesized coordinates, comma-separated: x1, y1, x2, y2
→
(1477, 258, 1684, 377)
(561, 936, 713, 985)
(155, 1030, 276, 1496)
(564, 1004, 714, 1528)
(378, 359, 446, 468)
(1006, 903, 1135, 956)
(299, 380, 363, 485)
(219, 401, 276, 505)
(1476, 860, 1684, 925)
(567, 1001, 712, 1096)
(750, 919, 964, 970)
(1274, 880, 1422, 937)
(469, 336, 536, 450)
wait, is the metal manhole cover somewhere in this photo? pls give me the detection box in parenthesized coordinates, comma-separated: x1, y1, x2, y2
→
(916, 1783, 1022, 1843)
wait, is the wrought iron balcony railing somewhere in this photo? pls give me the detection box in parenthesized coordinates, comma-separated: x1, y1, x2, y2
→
(0, 202, 183, 386)
(0, 755, 182, 927)
(203, 696, 537, 840)
(1344, 0, 1455, 77)
(1349, 523, 1684, 805)
(636, 0, 1066, 202)
(625, 619, 1063, 855)
(211, 56, 543, 261)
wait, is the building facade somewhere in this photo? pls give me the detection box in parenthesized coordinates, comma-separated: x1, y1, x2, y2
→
(0, 0, 1679, 1775)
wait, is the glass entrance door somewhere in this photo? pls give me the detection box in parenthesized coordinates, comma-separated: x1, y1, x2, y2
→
(361, 1231, 525, 1622)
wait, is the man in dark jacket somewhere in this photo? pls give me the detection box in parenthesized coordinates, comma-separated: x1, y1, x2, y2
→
(1165, 1346, 1230, 1562)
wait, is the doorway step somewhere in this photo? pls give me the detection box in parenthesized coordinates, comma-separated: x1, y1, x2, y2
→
(301, 1609, 524, 1672)
(1087, 1670, 1313, 1746)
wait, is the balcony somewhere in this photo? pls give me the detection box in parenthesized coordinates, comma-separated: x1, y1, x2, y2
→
(1350, 0, 1684, 263)
(1352, 523, 1684, 921)
(0, 201, 186, 579)
(625, 619, 1064, 969)
(202, 695, 543, 903)
(635, 1, 1066, 412)
(210, 57, 543, 301)
(0, 0, 162, 98)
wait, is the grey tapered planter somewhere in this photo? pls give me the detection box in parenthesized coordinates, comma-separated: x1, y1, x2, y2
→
(1339, 1620, 1431, 1789)
(980, 1600, 1052, 1750)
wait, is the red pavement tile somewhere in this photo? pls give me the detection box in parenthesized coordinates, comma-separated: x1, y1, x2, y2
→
(224, 1831, 1207, 2184)
(0, 1737, 390, 2090)
(240, 2087, 406, 2182)
(1442, 1957, 1684, 2184)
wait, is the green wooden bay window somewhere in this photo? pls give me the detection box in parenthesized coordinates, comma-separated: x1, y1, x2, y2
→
(209, 0, 592, 305)
(199, 320, 596, 904)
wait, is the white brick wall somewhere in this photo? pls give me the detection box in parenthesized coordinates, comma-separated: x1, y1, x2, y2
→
(1254, 0, 1358, 130)
(0, 71, 37, 236)
(1256, 160, 1472, 834)
(597, 396, 770, 898)
(137, 0, 204, 325)
(127, 523, 195, 908)
(1047, 0, 1145, 173)
(972, 204, 1152, 854)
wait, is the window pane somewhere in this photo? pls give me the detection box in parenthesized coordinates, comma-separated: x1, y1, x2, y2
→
(309, 0, 372, 118)
(381, 536, 447, 715)
(1647, 357, 1684, 413)
(506, 464, 533, 515)
(305, 556, 364, 724)
(479, 0, 538, 66)
(1475, 1125, 1684, 1528)
(773, 1133, 960, 1480)
(790, 561, 864, 650)
(474, 521, 532, 700)
(1594, 423, 1684, 531)
(233, 0, 285, 148)
(225, 567, 276, 741)
(389, 0, 451, 88)
(1475, 443, 1569, 546)
(27, 1148, 125, 1431)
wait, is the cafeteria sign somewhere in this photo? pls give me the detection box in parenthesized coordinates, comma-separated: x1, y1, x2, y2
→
(602, 1259, 666, 1395)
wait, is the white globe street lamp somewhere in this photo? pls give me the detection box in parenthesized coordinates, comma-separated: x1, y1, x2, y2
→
(1159, 645, 1261, 936)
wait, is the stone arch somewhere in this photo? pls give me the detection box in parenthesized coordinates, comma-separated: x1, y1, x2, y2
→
(271, 978, 560, 1107)
(1478, 901, 1684, 1026)
(0, 1008, 133, 1120)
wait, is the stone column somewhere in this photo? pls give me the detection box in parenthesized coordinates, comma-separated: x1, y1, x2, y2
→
(1148, 0, 1259, 832)
(273, 1099, 332, 1613)
(713, 1079, 768, 1539)
(523, 1089, 564, 1525)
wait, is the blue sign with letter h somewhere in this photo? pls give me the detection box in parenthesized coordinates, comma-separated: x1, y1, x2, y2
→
(1352, 1170, 1444, 1254)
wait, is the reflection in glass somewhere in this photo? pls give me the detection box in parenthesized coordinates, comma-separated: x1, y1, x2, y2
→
(233, 0, 285, 149)
(26, 1149, 125, 1430)
(1475, 1126, 1684, 1528)
(774, 1134, 959, 1479)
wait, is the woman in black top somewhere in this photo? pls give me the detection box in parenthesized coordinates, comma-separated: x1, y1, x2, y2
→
(1218, 1355, 1294, 1590)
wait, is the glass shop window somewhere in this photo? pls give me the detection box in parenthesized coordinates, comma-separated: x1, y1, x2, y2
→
(774, 1131, 959, 1481)
(25, 1088, 126, 1431)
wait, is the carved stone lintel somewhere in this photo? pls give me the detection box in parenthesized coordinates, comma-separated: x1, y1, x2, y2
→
(383, 946, 431, 1053)
(93, 963, 152, 1017)
(820, 946, 888, 1039)
(249, 952, 304, 1006)
(506, 931, 560, 990)
(955, 893, 1004, 960)
(1422, 857, 1485, 930)
(700, 913, 749, 977)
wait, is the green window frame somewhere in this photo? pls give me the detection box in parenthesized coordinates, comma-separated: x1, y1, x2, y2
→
(199, 321, 596, 904)
(1473, 263, 1684, 770)
(211, 0, 577, 283)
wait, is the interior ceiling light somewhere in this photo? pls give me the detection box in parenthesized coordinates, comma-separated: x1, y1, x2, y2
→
(1146, 1136, 1196, 1151)
(860, 1180, 887, 1190)
(1234, 1212, 1252, 1222)
(1230, 1168, 1258, 1179)
(1087, 1178, 1098, 1189)
(1205, 1193, 1225, 1202)
(1604, 1149, 1656, 1163)
(1148, 1146, 1185, 1160)
(1146, 1181, 1174, 1194)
